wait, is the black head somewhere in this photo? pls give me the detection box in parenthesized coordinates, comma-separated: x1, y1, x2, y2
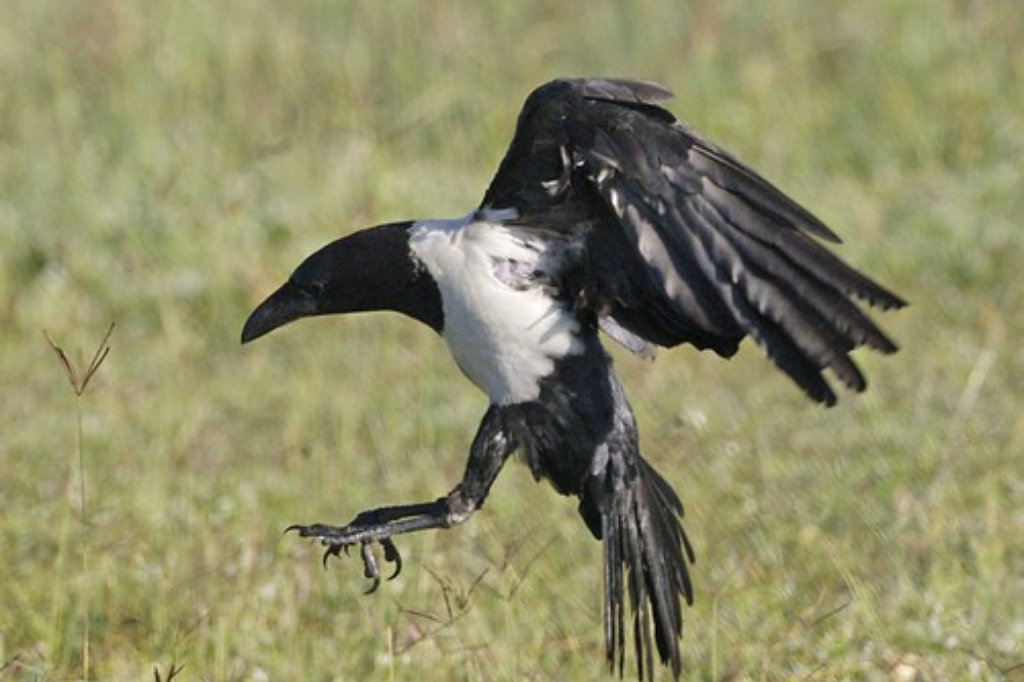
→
(241, 222, 442, 344)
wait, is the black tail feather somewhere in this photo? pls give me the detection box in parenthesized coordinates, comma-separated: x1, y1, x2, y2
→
(602, 457, 692, 681)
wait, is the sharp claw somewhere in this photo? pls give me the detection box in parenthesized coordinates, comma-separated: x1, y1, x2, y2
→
(286, 523, 317, 537)
(361, 541, 381, 594)
(286, 523, 325, 538)
(382, 538, 403, 581)
(322, 543, 343, 568)
(286, 519, 402, 592)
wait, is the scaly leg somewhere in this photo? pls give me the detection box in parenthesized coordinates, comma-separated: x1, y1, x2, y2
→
(288, 405, 516, 592)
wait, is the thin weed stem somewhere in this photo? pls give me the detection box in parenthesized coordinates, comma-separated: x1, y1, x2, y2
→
(75, 394, 89, 680)
(44, 322, 114, 682)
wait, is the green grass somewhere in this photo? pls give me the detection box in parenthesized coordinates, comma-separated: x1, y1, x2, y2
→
(2, 1, 1020, 680)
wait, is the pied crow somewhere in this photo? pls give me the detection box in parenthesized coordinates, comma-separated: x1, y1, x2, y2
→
(241, 78, 905, 680)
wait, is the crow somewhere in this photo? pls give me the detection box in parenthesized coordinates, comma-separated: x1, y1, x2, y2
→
(242, 78, 905, 680)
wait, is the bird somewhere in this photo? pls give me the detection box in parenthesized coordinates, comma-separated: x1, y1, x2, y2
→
(241, 78, 905, 680)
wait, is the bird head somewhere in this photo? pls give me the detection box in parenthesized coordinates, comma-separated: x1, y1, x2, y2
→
(241, 222, 440, 344)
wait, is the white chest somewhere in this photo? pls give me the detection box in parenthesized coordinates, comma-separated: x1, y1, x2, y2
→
(408, 212, 583, 405)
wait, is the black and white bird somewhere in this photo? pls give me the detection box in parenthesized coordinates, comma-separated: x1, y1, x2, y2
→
(241, 78, 904, 680)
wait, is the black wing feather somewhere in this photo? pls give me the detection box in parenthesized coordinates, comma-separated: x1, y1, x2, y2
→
(684, 137, 844, 243)
(697, 178, 905, 312)
(482, 78, 904, 404)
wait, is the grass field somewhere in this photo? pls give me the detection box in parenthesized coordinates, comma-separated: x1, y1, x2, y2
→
(1, 1, 1020, 680)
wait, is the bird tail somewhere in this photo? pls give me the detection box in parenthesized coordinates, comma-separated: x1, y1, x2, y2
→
(599, 456, 694, 680)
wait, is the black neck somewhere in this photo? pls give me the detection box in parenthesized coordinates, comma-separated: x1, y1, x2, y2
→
(334, 222, 444, 333)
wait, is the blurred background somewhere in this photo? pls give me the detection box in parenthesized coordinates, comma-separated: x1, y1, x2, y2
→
(1, 1, 1019, 680)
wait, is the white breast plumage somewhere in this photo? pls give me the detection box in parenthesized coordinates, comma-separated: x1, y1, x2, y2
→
(408, 210, 583, 405)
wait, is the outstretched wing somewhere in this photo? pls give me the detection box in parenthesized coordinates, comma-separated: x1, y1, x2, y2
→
(482, 78, 905, 406)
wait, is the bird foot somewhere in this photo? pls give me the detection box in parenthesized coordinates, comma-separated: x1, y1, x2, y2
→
(287, 521, 403, 594)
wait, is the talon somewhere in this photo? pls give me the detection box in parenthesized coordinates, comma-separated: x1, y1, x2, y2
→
(285, 523, 327, 538)
(381, 537, 403, 580)
(361, 541, 381, 594)
(283, 518, 403, 591)
(286, 523, 314, 537)
(321, 543, 344, 568)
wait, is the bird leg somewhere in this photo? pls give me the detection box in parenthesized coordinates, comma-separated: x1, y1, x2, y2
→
(288, 405, 517, 593)
(288, 498, 462, 592)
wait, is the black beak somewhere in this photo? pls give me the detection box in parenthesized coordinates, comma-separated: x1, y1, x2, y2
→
(241, 280, 317, 344)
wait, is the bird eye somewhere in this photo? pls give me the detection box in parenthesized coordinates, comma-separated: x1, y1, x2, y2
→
(302, 280, 326, 298)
